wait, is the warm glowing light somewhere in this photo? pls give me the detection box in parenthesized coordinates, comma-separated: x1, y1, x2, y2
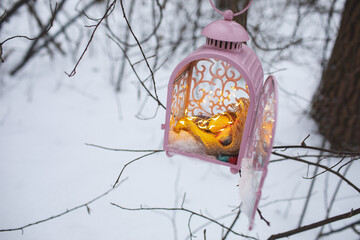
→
(264, 103, 271, 111)
(179, 112, 235, 134)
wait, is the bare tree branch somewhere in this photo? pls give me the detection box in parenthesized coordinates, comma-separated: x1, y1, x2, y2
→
(298, 140, 325, 227)
(111, 203, 258, 240)
(0, 0, 30, 28)
(0, 177, 128, 233)
(273, 145, 360, 156)
(6, 0, 99, 74)
(257, 208, 271, 227)
(1, 2, 62, 64)
(319, 219, 360, 238)
(268, 208, 360, 240)
(187, 213, 195, 240)
(119, 0, 162, 108)
(271, 151, 360, 193)
(222, 207, 241, 240)
(112, 151, 159, 188)
(317, 162, 353, 237)
(65, 0, 116, 77)
(107, 34, 166, 109)
(114, 0, 136, 91)
(0, 146, 160, 233)
(85, 143, 163, 153)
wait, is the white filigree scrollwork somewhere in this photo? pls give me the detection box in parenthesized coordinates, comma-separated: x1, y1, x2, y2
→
(170, 58, 250, 129)
(246, 80, 276, 168)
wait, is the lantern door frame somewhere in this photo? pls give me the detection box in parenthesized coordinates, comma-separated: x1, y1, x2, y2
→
(241, 75, 278, 230)
(163, 44, 263, 172)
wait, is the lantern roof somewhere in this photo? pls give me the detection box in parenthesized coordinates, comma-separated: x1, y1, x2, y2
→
(201, 19, 250, 43)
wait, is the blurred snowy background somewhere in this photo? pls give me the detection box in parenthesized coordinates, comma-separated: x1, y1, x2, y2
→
(0, 0, 359, 239)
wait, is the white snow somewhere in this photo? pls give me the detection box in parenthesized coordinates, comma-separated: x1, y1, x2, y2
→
(0, 1, 359, 240)
(168, 130, 207, 154)
(238, 158, 262, 223)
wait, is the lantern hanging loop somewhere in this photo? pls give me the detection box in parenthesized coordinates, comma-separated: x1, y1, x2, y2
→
(208, 0, 253, 20)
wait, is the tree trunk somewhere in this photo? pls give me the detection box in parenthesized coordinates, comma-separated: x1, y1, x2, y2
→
(311, 0, 360, 151)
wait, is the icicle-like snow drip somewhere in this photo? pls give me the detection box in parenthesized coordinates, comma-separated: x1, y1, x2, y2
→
(238, 157, 262, 229)
(238, 76, 278, 230)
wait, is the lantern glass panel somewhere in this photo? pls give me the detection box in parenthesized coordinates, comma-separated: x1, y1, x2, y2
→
(167, 58, 250, 164)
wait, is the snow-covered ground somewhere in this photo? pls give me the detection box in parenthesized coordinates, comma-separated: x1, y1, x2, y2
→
(1, 1, 359, 239)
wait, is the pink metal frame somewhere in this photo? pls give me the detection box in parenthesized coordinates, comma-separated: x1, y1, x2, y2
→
(163, 42, 264, 173)
(209, 0, 253, 19)
(245, 76, 278, 230)
(162, 0, 279, 229)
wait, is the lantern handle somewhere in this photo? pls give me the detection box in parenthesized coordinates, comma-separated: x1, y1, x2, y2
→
(209, 0, 253, 19)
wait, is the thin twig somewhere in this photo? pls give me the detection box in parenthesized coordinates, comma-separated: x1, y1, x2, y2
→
(0, 0, 29, 27)
(8, 0, 98, 74)
(273, 145, 360, 156)
(8, 1, 66, 74)
(111, 203, 258, 240)
(85, 143, 163, 153)
(272, 152, 360, 193)
(1, 1, 62, 63)
(25, 1, 64, 55)
(66, 0, 116, 77)
(222, 207, 241, 240)
(301, 134, 310, 146)
(107, 34, 166, 109)
(185, 210, 239, 240)
(119, 0, 161, 107)
(257, 208, 271, 226)
(298, 140, 325, 227)
(113, 151, 159, 188)
(317, 162, 353, 237)
(106, 0, 165, 48)
(303, 155, 346, 180)
(0, 178, 128, 233)
(319, 219, 360, 238)
(115, 0, 136, 91)
(268, 208, 360, 240)
(260, 195, 311, 208)
(188, 213, 195, 240)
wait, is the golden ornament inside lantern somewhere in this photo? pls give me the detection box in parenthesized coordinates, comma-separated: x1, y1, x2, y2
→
(166, 58, 251, 164)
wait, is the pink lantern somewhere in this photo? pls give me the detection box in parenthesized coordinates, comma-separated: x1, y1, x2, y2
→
(161, 0, 278, 229)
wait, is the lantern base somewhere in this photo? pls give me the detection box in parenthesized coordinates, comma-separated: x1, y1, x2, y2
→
(166, 147, 241, 171)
